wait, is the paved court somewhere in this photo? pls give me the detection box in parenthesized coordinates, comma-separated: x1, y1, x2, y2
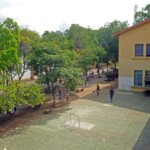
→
(0, 88, 150, 150)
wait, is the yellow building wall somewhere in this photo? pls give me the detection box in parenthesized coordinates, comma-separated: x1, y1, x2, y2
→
(118, 22, 150, 91)
(119, 22, 150, 77)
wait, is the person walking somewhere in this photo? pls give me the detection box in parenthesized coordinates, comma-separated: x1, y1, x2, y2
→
(96, 84, 100, 96)
(109, 86, 114, 102)
(66, 89, 71, 104)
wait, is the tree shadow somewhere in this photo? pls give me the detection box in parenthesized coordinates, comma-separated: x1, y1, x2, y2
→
(132, 118, 150, 150)
(0, 102, 72, 138)
(82, 88, 150, 150)
(82, 88, 150, 114)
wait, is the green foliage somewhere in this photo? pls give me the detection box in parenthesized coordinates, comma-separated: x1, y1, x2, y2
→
(0, 26, 20, 83)
(0, 18, 20, 85)
(42, 31, 71, 50)
(78, 47, 106, 74)
(28, 47, 68, 84)
(29, 46, 82, 88)
(20, 28, 41, 50)
(28, 45, 83, 106)
(0, 81, 44, 113)
(0, 27, 17, 51)
(16, 28, 41, 80)
(58, 67, 83, 90)
(78, 52, 96, 73)
(2, 18, 20, 44)
(98, 20, 128, 64)
(0, 49, 19, 70)
(65, 24, 84, 50)
(22, 83, 44, 107)
(65, 24, 99, 51)
(134, 4, 150, 24)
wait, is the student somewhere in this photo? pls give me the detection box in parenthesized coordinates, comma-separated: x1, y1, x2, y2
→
(91, 71, 94, 78)
(66, 89, 71, 104)
(109, 86, 114, 102)
(96, 84, 100, 96)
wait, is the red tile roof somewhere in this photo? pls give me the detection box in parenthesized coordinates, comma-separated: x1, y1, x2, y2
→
(115, 19, 150, 36)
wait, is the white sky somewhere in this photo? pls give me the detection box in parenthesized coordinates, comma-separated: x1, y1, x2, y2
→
(0, 0, 149, 34)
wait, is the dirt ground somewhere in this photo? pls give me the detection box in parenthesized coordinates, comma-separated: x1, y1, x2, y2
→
(0, 78, 117, 136)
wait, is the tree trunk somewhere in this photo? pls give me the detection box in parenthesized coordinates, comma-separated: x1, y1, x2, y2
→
(19, 77, 22, 82)
(30, 68, 34, 80)
(51, 83, 56, 107)
(107, 63, 109, 72)
(114, 62, 116, 68)
(52, 91, 55, 107)
(6, 79, 9, 85)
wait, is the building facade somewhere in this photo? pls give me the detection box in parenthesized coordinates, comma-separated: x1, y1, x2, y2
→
(115, 19, 150, 91)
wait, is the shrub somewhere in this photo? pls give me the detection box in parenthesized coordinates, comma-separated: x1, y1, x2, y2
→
(0, 81, 45, 113)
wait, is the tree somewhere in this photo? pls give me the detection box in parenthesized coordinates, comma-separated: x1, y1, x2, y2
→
(22, 83, 44, 108)
(2, 18, 20, 45)
(65, 24, 100, 51)
(0, 19, 20, 84)
(65, 24, 84, 50)
(78, 47, 106, 75)
(28, 46, 82, 106)
(42, 31, 71, 50)
(0, 81, 44, 113)
(134, 4, 150, 24)
(58, 67, 83, 91)
(98, 20, 128, 69)
(17, 28, 41, 81)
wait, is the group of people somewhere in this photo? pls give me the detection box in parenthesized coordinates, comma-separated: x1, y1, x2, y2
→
(82, 72, 95, 87)
(96, 84, 114, 102)
(97, 68, 105, 78)
(58, 84, 114, 104)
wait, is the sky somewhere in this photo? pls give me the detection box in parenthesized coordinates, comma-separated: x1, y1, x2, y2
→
(0, 0, 149, 34)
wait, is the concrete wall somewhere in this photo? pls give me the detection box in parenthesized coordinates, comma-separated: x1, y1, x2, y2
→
(118, 77, 133, 91)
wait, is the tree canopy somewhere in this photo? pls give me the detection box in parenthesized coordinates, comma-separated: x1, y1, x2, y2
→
(98, 20, 128, 66)
(0, 16, 131, 110)
(134, 4, 150, 24)
(0, 18, 20, 85)
(0, 81, 44, 113)
(28, 46, 83, 106)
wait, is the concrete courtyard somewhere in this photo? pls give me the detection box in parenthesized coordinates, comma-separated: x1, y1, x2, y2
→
(0, 85, 150, 150)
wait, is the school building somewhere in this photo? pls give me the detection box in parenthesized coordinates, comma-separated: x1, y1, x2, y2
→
(115, 19, 150, 91)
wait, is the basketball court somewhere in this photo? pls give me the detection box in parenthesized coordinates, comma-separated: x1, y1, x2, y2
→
(0, 88, 150, 150)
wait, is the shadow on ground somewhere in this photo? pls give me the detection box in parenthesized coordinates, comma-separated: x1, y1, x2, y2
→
(82, 88, 150, 114)
(0, 102, 72, 138)
(132, 118, 150, 150)
(82, 88, 150, 150)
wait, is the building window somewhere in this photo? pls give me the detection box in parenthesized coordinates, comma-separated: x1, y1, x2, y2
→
(134, 70, 142, 86)
(146, 44, 150, 57)
(145, 70, 150, 87)
(135, 44, 143, 56)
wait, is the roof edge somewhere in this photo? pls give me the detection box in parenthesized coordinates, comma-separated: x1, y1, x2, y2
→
(114, 19, 150, 36)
